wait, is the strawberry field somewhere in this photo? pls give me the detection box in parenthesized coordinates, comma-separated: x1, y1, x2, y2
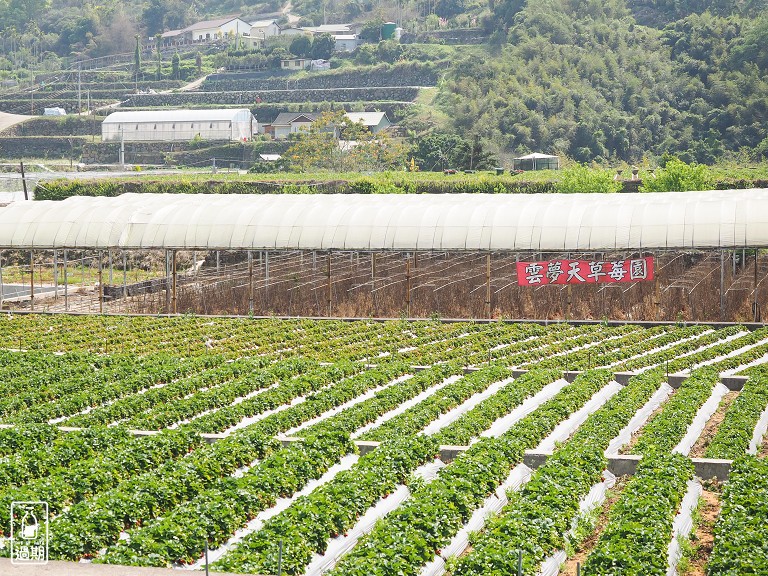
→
(0, 314, 766, 575)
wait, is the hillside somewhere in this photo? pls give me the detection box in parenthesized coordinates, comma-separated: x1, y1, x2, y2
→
(0, 0, 766, 165)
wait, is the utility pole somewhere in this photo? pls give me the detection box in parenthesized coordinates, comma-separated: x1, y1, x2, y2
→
(77, 64, 82, 113)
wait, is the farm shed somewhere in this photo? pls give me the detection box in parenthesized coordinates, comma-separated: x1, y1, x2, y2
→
(101, 109, 257, 143)
(513, 152, 559, 171)
(1, 190, 767, 321)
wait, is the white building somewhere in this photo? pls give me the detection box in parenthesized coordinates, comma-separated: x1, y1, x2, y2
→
(268, 112, 318, 139)
(171, 15, 252, 43)
(334, 34, 359, 52)
(102, 109, 257, 143)
(250, 19, 281, 39)
(345, 112, 391, 133)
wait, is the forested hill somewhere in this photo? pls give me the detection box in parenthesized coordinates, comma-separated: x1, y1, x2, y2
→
(439, 0, 768, 163)
(1, 0, 766, 163)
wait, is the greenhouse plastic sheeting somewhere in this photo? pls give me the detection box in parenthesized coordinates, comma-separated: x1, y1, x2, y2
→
(2, 189, 768, 251)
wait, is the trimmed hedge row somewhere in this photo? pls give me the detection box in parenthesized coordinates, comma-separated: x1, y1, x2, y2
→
(33, 177, 557, 199)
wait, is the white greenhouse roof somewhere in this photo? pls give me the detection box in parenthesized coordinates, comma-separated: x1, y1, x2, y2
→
(1, 190, 767, 251)
(103, 109, 253, 124)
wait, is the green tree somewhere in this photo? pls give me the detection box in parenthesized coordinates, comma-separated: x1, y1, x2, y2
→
(133, 34, 141, 81)
(556, 164, 622, 193)
(289, 34, 312, 58)
(311, 33, 335, 59)
(359, 19, 383, 43)
(172, 51, 180, 79)
(641, 158, 713, 192)
(155, 34, 162, 80)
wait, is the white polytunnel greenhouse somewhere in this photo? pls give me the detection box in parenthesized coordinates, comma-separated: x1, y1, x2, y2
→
(101, 109, 257, 143)
(0, 190, 767, 251)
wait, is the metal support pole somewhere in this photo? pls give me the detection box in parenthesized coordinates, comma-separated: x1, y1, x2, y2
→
(53, 250, 59, 299)
(327, 252, 332, 317)
(20, 161, 28, 200)
(98, 250, 103, 314)
(63, 249, 68, 311)
(0, 250, 4, 309)
(29, 251, 34, 311)
(216, 250, 220, 273)
(755, 250, 759, 323)
(248, 251, 254, 315)
(406, 256, 411, 317)
(108, 249, 113, 284)
(165, 250, 171, 313)
(486, 252, 491, 319)
(720, 250, 725, 321)
(171, 249, 177, 314)
(122, 251, 127, 299)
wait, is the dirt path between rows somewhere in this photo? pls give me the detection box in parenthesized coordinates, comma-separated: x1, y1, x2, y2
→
(681, 486, 721, 576)
(689, 391, 739, 457)
(558, 476, 629, 575)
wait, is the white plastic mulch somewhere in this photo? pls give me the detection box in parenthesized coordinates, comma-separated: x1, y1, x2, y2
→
(351, 375, 463, 439)
(536, 382, 623, 453)
(749, 404, 768, 455)
(419, 376, 516, 437)
(666, 479, 703, 576)
(538, 470, 617, 576)
(479, 379, 569, 439)
(186, 453, 360, 570)
(673, 383, 730, 456)
(284, 374, 413, 436)
(302, 459, 445, 576)
(605, 383, 674, 456)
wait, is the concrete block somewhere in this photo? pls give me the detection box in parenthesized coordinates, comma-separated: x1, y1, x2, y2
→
(692, 457, 732, 481)
(613, 372, 636, 386)
(668, 374, 688, 388)
(720, 376, 747, 391)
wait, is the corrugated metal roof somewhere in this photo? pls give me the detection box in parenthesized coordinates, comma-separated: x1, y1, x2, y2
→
(1, 190, 767, 251)
(102, 109, 253, 124)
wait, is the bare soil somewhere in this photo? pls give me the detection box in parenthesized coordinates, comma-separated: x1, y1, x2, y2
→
(681, 487, 722, 576)
(689, 392, 739, 458)
(558, 476, 629, 576)
(759, 434, 768, 458)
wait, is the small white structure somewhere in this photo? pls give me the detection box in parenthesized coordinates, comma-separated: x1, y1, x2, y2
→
(281, 58, 313, 70)
(512, 152, 560, 171)
(345, 112, 391, 133)
(43, 107, 67, 116)
(334, 34, 359, 52)
(102, 109, 257, 143)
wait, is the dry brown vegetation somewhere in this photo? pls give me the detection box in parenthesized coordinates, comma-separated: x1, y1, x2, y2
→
(5, 249, 767, 321)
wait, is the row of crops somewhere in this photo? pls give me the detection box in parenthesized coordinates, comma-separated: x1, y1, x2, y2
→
(0, 314, 766, 575)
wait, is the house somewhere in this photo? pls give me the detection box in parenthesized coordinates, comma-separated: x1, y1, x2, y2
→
(344, 112, 391, 133)
(250, 19, 281, 39)
(281, 58, 313, 70)
(102, 109, 257, 142)
(267, 112, 318, 139)
(179, 15, 252, 43)
(334, 34, 359, 52)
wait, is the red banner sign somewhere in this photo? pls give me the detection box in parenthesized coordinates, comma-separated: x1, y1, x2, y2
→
(517, 257, 654, 286)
